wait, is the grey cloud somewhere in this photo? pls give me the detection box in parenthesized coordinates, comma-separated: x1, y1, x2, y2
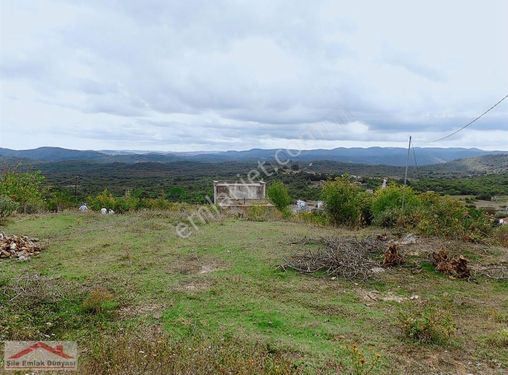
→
(0, 0, 507, 151)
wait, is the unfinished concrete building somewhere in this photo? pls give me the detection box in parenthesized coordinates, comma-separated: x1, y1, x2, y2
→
(213, 181, 269, 208)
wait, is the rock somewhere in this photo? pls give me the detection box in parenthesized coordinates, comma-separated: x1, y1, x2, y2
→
(399, 234, 417, 245)
(371, 267, 386, 274)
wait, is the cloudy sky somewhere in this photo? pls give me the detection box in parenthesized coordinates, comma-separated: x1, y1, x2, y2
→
(1, 0, 507, 151)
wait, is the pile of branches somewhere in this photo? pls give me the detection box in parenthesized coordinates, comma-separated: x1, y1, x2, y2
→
(0, 232, 42, 260)
(281, 237, 382, 280)
(476, 262, 508, 280)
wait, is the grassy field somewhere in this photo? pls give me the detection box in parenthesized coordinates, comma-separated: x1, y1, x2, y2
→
(1, 212, 507, 374)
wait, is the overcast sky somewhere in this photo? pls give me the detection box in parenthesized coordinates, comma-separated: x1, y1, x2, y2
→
(1, 0, 507, 151)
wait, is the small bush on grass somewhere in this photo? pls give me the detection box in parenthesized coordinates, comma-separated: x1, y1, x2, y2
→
(82, 288, 117, 314)
(347, 344, 381, 375)
(322, 176, 371, 227)
(397, 303, 455, 344)
(267, 180, 292, 214)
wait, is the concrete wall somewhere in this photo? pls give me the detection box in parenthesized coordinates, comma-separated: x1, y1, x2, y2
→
(213, 182, 266, 206)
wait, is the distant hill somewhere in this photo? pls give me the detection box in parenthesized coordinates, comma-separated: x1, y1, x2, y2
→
(0, 146, 505, 166)
(0, 147, 105, 162)
(422, 154, 508, 176)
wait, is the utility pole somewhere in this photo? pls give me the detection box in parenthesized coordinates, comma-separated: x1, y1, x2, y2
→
(403, 136, 412, 186)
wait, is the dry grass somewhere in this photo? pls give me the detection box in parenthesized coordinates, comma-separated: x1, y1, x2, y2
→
(80, 327, 298, 375)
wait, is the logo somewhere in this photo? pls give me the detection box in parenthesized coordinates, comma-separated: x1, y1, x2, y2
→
(3, 341, 78, 371)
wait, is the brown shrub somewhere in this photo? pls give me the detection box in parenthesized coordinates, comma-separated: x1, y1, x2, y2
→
(383, 243, 404, 267)
(431, 249, 470, 279)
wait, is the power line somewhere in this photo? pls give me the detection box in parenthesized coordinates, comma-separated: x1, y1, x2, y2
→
(431, 93, 508, 143)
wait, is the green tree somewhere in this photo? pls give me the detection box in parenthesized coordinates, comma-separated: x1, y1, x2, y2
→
(0, 170, 46, 213)
(321, 176, 371, 227)
(371, 184, 421, 227)
(267, 180, 292, 212)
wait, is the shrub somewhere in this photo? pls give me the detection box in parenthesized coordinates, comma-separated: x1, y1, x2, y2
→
(87, 189, 117, 211)
(139, 197, 175, 210)
(46, 189, 77, 212)
(0, 195, 19, 218)
(347, 344, 381, 375)
(0, 170, 46, 213)
(397, 303, 455, 344)
(371, 185, 421, 227)
(418, 192, 492, 240)
(267, 180, 292, 213)
(321, 176, 370, 227)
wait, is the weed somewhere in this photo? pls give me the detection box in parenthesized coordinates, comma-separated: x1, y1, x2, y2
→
(486, 329, 508, 348)
(494, 225, 508, 247)
(347, 344, 381, 375)
(397, 303, 456, 344)
(82, 288, 117, 314)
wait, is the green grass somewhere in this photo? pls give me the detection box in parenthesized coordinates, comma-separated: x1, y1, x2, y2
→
(1, 212, 507, 374)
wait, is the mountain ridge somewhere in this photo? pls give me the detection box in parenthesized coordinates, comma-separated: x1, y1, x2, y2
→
(1, 146, 506, 167)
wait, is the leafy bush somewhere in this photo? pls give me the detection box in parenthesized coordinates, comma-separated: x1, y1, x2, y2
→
(87, 189, 116, 211)
(321, 176, 371, 227)
(0, 195, 19, 218)
(46, 189, 77, 212)
(139, 197, 176, 210)
(418, 192, 492, 240)
(0, 170, 46, 213)
(267, 180, 292, 213)
(397, 303, 455, 344)
(371, 185, 421, 227)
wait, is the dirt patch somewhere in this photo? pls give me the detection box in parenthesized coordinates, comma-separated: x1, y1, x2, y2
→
(170, 254, 225, 275)
(175, 278, 216, 293)
(359, 290, 419, 304)
(119, 303, 164, 319)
